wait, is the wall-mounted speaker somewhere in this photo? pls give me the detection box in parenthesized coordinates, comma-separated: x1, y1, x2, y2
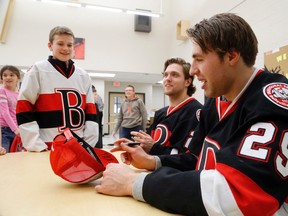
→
(134, 15, 151, 33)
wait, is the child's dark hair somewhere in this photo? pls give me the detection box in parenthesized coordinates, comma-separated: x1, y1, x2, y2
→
(0, 65, 20, 80)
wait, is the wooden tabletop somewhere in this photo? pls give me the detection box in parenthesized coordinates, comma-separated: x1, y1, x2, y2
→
(0, 151, 177, 216)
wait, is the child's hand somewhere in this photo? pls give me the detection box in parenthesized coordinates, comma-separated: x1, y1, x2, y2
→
(0, 147, 6, 155)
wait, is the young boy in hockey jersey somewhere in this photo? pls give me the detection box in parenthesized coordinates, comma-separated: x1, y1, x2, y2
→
(95, 13, 288, 215)
(16, 26, 98, 152)
(131, 57, 202, 155)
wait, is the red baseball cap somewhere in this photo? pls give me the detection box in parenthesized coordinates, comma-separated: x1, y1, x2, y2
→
(50, 129, 118, 184)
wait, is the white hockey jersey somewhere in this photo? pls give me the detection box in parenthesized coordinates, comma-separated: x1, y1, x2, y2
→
(17, 57, 98, 152)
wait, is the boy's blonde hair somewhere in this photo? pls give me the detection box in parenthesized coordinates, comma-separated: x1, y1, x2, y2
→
(49, 26, 75, 43)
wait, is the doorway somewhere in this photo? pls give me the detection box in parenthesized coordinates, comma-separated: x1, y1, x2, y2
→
(108, 92, 145, 134)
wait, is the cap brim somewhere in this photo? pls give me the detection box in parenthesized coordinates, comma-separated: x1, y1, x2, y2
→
(93, 148, 118, 167)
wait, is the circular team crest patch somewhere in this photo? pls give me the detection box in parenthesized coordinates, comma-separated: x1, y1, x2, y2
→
(263, 83, 288, 110)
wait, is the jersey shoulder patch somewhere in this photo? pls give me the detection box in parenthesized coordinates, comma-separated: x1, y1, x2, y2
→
(263, 82, 288, 110)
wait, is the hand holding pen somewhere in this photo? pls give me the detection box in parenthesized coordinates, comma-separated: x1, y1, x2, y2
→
(109, 138, 156, 171)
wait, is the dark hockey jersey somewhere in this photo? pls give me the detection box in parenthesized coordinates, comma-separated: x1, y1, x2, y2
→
(148, 97, 202, 155)
(142, 69, 288, 215)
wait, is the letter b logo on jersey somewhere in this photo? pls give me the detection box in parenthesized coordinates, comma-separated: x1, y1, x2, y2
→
(56, 89, 85, 131)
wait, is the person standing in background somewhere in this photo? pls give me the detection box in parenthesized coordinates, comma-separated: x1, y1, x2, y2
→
(16, 26, 98, 152)
(92, 85, 104, 148)
(112, 85, 147, 140)
(0, 65, 21, 153)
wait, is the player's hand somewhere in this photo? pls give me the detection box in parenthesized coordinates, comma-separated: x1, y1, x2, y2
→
(110, 138, 132, 151)
(111, 138, 156, 171)
(131, 130, 155, 153)
(95, 163, 137, 196)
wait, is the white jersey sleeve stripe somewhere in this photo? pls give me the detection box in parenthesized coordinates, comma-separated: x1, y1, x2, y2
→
(200, 169, 243, 216)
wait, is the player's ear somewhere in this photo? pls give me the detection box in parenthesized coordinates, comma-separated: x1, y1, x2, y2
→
(227, 50, 240, 66)
(185, 77, 192, 87)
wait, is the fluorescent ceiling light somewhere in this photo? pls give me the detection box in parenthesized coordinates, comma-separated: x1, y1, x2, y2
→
(88, 73, 115, 78)
(21, 69, 27, 73)
(157, 80, 163, 84)
(85, 5, 123, 13)
(38, 0, 162, 18)
(41, 0, 81, 7)
(126, 10, 161, 18)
